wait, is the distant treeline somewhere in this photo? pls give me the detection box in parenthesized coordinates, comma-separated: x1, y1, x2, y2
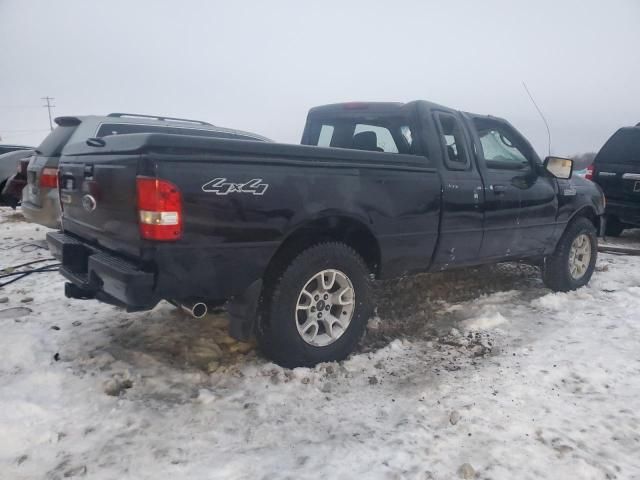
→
(570, 152, 596, 168)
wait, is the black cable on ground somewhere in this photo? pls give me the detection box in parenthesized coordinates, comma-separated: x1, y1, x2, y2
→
(20, 243, 46, 253)
(0, 264, 60, 279)
(0, 258, 56, 272)
(598, 245, 640, 256)
(0, 264, 61, 288)
(0, 241, 48, 253)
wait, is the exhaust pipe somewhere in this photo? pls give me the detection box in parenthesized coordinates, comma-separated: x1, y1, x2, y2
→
(181, 301, 208, 319)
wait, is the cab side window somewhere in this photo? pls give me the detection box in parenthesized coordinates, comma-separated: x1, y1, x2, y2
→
(436, 113, 470, 171)
(474, 121, 532, 171)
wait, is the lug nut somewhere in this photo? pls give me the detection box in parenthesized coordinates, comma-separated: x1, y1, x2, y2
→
(317, 312, 323, 319)
(325, 305, 330, 311)
(324, 294, 329, 300)
(314, 295, 319, 301)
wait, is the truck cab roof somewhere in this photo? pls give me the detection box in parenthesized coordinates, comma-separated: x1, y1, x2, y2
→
(308, 100, 510, 124)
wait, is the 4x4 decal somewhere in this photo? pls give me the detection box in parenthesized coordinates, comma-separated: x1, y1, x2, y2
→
(201, 178, 269, 195)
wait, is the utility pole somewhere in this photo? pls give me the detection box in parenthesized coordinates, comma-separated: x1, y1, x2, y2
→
(42, 96, 55, 131)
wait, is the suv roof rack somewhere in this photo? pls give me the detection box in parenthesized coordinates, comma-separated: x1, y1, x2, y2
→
(107, 113, 213, 126)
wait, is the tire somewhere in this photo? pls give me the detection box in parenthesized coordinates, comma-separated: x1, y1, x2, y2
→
(605, 216, 625, 237)
(257, 242, 373, 368)
(543, 217, 597, 292)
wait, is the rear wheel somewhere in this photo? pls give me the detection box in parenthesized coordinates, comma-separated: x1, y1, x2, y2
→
(605, 216, 625, 237)
(543, 217, 597, 292)
(257, 242, 373, 368)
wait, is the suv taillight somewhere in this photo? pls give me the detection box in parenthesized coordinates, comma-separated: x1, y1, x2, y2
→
(40, 167, 58, 188)
(136, 176, 182, 241)
(585, 165, 594, 181)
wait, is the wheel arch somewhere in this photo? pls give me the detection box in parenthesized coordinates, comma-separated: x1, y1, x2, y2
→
(568, 205, 601, 235)
(264, 214, 381, 284)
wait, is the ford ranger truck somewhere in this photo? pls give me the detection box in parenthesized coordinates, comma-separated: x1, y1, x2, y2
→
(47, 100, 605, 367)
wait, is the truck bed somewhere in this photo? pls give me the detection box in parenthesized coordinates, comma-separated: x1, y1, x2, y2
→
(56, 133, 441, 307)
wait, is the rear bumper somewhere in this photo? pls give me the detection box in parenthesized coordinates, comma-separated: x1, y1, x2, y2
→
(21, 187, 61, 229)
(46, 231, 157, 311)
(606, 199, 640, 226)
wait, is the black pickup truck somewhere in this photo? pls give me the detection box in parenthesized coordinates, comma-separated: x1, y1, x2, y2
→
(47, 100, 605, 367)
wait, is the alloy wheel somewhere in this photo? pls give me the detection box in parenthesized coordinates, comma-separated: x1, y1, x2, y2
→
(295, 269, 355, 347)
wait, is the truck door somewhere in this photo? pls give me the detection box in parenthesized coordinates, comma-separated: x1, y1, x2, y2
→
(430, 111, 484, 268)
(471, 117, 557, 258)
(470, 119, 523, 259)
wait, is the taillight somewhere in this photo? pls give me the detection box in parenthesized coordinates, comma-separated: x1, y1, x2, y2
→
(585, 165, 594, 181)
(40, 167, 58, 188)
(136, 176, 182, 241)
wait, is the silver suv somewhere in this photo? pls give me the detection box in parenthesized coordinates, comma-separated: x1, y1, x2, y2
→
(22, 113, 270, 228)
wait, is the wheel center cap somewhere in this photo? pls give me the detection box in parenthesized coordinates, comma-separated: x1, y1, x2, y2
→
(316, 300, 326, 311)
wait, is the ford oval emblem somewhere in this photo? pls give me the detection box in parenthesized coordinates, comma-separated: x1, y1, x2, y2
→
(82, 194, 97, 212)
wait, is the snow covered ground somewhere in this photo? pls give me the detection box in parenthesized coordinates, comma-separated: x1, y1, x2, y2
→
(1, 206, 640, 480)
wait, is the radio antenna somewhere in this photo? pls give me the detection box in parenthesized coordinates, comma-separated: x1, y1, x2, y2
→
(522, 81, 551, 156)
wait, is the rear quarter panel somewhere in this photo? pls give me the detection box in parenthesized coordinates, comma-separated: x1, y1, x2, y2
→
(151, 153, 441, 300)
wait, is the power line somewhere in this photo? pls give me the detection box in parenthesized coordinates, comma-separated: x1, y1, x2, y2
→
(0, 105, 42, 109)
(41, 96, 55, 131)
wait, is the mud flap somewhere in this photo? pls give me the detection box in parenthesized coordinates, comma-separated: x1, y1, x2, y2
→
(226, 279, 263, 341)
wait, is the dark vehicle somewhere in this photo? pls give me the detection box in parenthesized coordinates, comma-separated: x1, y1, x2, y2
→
(0, 144, 32, 156)
(0, 148, 34, 207)
(591, 125, 640, 236)
(0, 145, 33, 208)
(47, 100, 605, 367)
(22, 113, 270, 228)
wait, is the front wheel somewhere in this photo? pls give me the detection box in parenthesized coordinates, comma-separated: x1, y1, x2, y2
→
(543, 217, 598, 292)
(257, 242, 373, 368)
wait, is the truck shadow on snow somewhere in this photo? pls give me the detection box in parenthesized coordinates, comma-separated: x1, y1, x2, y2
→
(103, 262, 545, 377)
(366, 262, 544, 348)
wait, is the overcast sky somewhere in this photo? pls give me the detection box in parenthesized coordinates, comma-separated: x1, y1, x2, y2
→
(1, 0, 639, 157)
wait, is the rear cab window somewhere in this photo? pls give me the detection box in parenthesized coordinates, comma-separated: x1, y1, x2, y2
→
(303, 105, 420, 157)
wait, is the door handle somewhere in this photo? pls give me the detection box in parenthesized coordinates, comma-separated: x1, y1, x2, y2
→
(491, 184, 507, 194)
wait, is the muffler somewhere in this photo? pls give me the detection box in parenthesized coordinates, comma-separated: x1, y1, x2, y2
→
(181, 301, 208, 319)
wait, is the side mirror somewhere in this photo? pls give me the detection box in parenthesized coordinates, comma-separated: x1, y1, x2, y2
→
(544, 156, 573, 179)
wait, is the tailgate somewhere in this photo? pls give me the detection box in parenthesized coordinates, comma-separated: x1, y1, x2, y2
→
(595, 161, 640, 202)
(59, 153, 142, 256)
(594, 127, 640, 202)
